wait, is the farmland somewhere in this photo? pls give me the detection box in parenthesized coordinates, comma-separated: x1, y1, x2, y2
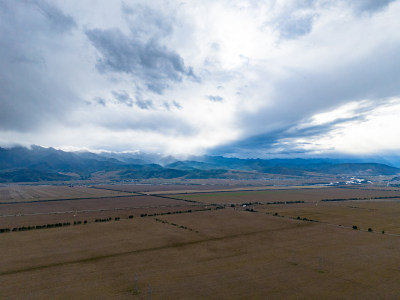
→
(0, 185, 132, 203)
(169, 187, 400, 204)
(1, 183, 400, 299)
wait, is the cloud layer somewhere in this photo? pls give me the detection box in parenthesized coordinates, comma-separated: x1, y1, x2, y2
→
(1, 0, 400, 157)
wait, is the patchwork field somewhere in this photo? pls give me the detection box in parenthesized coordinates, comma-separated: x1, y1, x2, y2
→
(1, 184, 400, 299)
(96, 183, 265, 194)
(0, 185, 131, 203)
(169, 187, 400, 204)
(257, 199, 400, 234)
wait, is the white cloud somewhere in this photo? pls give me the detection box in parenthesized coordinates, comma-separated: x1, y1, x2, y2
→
(278, 98, 400, 155)
(0, 0, 400, 157)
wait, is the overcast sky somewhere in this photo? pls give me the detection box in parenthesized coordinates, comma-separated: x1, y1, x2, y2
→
(1, 0, 400, 157)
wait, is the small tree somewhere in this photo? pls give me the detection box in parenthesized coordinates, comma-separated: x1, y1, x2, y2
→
(368, 228, 372, 232)
(352, 225, 358, 230)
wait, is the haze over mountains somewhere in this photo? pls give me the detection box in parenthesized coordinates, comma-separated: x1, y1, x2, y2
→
(0, 146, 399, 183)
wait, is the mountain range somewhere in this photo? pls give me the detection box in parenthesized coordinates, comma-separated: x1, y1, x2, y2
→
(0, 146, 399, 183)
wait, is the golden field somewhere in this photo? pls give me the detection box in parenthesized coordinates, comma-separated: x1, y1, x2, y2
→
(1, 184, 400, 299)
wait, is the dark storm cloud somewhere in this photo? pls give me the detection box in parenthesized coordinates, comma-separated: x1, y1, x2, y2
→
(0, 0, 78, 131)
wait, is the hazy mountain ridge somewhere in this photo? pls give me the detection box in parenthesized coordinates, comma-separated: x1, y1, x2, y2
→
(0, 146, 399, 182)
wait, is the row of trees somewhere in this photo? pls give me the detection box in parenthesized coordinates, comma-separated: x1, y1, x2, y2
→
(353, 225, 384, 233)
(154, 218, 199, 233)
(0, 206, 220, 235)
(139, 207, 220, 218)
(0, 220, 89, 234)
(2, 221, 78, 233)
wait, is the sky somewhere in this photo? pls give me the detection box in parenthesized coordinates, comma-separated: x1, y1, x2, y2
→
(1, 0, 400, 158)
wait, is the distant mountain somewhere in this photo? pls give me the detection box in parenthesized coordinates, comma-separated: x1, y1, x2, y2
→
(0, 168, 73, 183)
(0, 146, 399, 182)
(0, 146, 123, 174)
(94, 151, 178, 166)
(165, 160, 221, 170)
(317, 163, 400, 176)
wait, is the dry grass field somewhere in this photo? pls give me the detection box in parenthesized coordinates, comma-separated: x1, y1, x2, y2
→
(96, 183, 329, 195)
(1, 184, 400, 299)
(96, 183, 265, 194)
(169, 187, 400, 205)
(0, 185, 131, 203)
(257, 199, 400, 234)
(0, 195, 204, 228)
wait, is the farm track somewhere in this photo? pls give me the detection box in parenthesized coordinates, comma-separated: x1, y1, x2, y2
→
(91, 186, 205, 204)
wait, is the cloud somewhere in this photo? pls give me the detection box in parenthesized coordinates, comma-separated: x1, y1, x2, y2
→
(111, 90, 154, 109)
(351, 0, 396, 13)
(94, 97, 106, 106)
(277, 16, 314, 39)
(0, 0, 79, 131)
(223, 0, 400, 155)
(86, 28, 195, 94)
(31, 0, 77, 33)
(121, 2, 173, 39)
(0, 0, 400, 157)
(85, 3, 196, 95)
(172, 101, 182, 109)
(163, 100, 182, 111)
(213, 99, 400, 157)
(112, 90, 134, 107)
(135, 97, 154, 110)
(207, 95, 224, 102)
(268, 0, 317, 40)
